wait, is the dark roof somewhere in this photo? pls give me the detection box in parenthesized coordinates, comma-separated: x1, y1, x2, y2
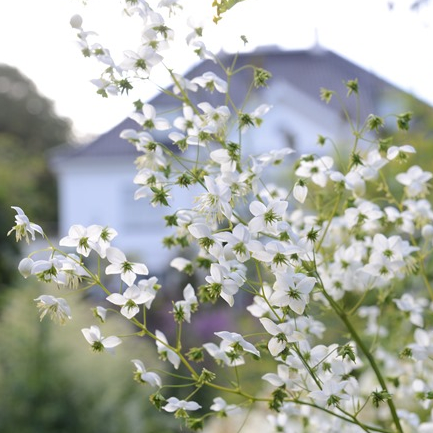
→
(53, 46, 410, 162)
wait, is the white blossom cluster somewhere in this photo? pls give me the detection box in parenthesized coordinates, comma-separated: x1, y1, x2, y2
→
(8, 1, 433, 432)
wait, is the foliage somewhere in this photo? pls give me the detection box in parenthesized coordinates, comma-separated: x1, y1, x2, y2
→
(9, 1, 433, 432)
(0, 65, 71, 288)
(0, 281, 177, 433)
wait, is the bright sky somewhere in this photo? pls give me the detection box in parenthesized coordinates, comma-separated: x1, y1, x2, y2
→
(0, 0, 432, 140)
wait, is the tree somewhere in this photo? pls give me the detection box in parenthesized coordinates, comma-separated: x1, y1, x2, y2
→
(0, 65, 71, 288)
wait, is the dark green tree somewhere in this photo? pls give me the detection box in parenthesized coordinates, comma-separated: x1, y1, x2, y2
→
(0, 64, 71, 287)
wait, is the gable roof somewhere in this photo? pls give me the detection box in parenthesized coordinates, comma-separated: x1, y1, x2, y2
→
(51, 46, 411, 163)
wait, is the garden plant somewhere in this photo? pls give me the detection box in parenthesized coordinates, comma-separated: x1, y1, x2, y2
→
(9, 1, 433, 431)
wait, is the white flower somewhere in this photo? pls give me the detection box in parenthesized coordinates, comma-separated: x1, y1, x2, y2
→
(172, 74, 198, 95)
(396, 165, 432, 198)
(192, 71, 227, 93)
(214, 224, 252, 263)
(239, 104, 272, 133)
(295, 156, 334, 187)
(8, 206, 43, 243)
(173, 104, 199, 133)
(142, 11, 174, 44)
(106, 284, 154, 319)
(408, 328, 433, 360)
(210, 148, 237, 173)
(422, 224, 433, 239)
(93, 306, 107, 323)
(137, 276, 160, 309)
(271, 274, 316, 315)
(121, 129, 155, 150)
(330, 170, 366, 196)
(130, 103, 170, 131)
(394, 294, 427, 327)
(419, 422, 433, 433)
(357, 149, 388, 180)
(155, 330, 180, 369)
(190, 40, 215, 61)
(185, 16, 205, 45)
(59, 224, 103, 257)
(105, 247, 149, 286)
(309, 379, 349, 406)
(90, 78, 118, 97)
(119, 46, 163, 75)
(170, 257, 193, 273)
(203, 341, 245, 367)
(384, 206, 414, 234)
(173, 284, 198, 323)
(34, 295, 72, 325)
(197, 102, 230, 134)
(205, 263, 242, 307)
(248, 200, 288, 235)
(262, 364, 294, 388)
(387, 144, 416, 160)
(257, 148, 294, 166)
(214, 331, 260, 357)
(131, 359, 161, 387)
(250, 240, 302, 271)
(344, 199, 383, 230)
(210, 397, 241, 416)
(81, 325, 122, 353)
(28, 256, 64, 284)
(195, 176, 232, 222)
(260, 318, 304, 356)
(163, 397, 201, 412)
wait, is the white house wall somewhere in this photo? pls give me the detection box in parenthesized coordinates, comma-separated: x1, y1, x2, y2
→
(55, 155, 179, 272)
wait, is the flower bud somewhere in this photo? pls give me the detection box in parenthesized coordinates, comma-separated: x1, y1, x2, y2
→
(293, 182, 308, 203)
(422, 224, 433, 240)
(18, 257, 34, 278)
(70, 14, 83, 29)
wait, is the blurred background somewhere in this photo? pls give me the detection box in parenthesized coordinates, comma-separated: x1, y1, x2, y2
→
(1, 0, 433, 431)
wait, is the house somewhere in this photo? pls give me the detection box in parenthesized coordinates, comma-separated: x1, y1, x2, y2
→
(49, 46, 411, 273)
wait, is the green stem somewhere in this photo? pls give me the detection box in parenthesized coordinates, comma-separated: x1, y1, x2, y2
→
(294, 400, 395, 433)
(318, 283, 403, 433)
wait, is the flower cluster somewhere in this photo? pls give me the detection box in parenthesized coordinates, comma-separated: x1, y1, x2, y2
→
(9, 1, 433, 432)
